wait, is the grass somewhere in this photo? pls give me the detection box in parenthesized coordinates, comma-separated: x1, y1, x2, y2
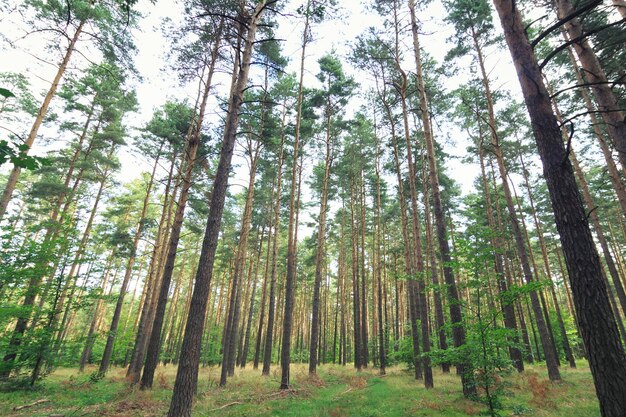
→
(0, 361, 600, 416)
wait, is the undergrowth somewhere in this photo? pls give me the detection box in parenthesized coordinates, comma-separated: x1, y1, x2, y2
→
(0, 362, 600, 416)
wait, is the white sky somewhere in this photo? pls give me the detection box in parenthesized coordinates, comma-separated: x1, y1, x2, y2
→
(0, 0, 534, 228)
(131, 0, 529, 193)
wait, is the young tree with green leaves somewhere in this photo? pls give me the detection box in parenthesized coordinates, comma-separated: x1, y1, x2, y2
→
(446, 0, 560, 381)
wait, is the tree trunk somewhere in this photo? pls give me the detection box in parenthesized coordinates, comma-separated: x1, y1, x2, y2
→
(493, 1, 626, 415)
(261, 102, 287, 376)
(309, 110, 332, 374)
(280, 0, 310, 390)
(469, 12, 562, 379)
(476, 24, 561, 381)
(125, 147, 177, 380)
(518, 151, 576, 368)
(478, 145, 525, 371)
(0, 94, 101, 377)
(401, 54, 433, 386)
(220, 141, 260, 385)
(556, 0, 626, 171)
(167, 4, 266, 416)
(571, 150, 626, 318)
(421, 156, 450, 373)
(374, 131, 386, 375)
(350, 189, 362, 370)
(563, 42, 626, 224)
(262, 106, 287, 376)
(140, 28, 222, 389)
(253, 199, 274, 369)
(79, 252, 116, 371)
(48, 93, 98, 224)
(0, 20, 85, 219)
(388, 107, 421, 379)
(240, 232, 264, 368)
(44, 158, 112, 371)
(359, 173, 369, 368)
(98, 144, 162, 376)
(511, 180, 562, 367)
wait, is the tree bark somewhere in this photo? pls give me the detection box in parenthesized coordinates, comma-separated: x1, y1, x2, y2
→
(253, 201, 273, 369)
(350, 188, 363, 370)
(467, 11, 563, 378)
(473, 17, 561, 379)
(569, 150, 626, 318)
(261, 105, 287, 376)
(518, 151, 576, 368)
(556, 0, 626, 171)
(478, 145, 525, 371)
(126, 147, 178, 380)
(167, 4, 266, 415)
(493, 1, 626, 415)
(309, 104, 333, 374)
(411, 0, 478, 391)
(140, 27, 222, 389)
(220, 139, 261, 385)
(563, 42, 626, 225)
(280, 0, 310, 390)
(359, 172, 369, 368)
(388, 107, 421, 379)
(240, 232, 264, 368)
(374, 129, 386, 375)
(79, 252, 116, 371)
(98, 143, 162, 376)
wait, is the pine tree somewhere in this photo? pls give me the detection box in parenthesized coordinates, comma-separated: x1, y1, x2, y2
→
(0, 0, 138, 218)
(167, 2, 272, 415)
(308, 53, 355, 375)
(493, 1, 626, 415)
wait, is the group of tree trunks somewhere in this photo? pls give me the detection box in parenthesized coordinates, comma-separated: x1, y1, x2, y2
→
(1, 1, 625, 417)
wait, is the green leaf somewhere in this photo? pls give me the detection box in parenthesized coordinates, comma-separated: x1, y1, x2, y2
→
(0, 87, 16, 98)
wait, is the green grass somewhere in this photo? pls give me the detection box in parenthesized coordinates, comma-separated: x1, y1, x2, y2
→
(0, 361, 600, 416)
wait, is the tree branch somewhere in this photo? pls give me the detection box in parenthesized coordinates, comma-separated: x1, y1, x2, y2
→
(540, 18, 626, 70)
(530, 0, 602, 48)
(550, 80, 626, 99)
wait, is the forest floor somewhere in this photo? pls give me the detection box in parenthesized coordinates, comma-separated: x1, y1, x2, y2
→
(0, 361, 599, 417)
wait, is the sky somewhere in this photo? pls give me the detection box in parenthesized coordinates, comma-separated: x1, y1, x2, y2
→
(125, 0, 503, 190)
(0, 0, 533, 226)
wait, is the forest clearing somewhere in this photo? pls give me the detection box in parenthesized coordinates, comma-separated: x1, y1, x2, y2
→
(1, 0, 625, 416)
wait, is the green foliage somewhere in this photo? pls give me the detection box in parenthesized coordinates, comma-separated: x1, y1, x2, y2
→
(387, 333, 417, 369)
(20, 0, 140, 69)
(433, 225, 530, 416)
(0, 88, 15, 98)
(0, 141, 47, 170)
(0, 81, 48, 171)
(297, 0, 338, 23)
(443, 0, 501, 63)
(0, 73, 38, 117)
(88, 370, 105, 383)
(0, 222, 76, 381)
(199, 326, 223, 366)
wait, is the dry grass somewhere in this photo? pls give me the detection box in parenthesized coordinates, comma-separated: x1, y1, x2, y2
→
(525, 371, 556, 409)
